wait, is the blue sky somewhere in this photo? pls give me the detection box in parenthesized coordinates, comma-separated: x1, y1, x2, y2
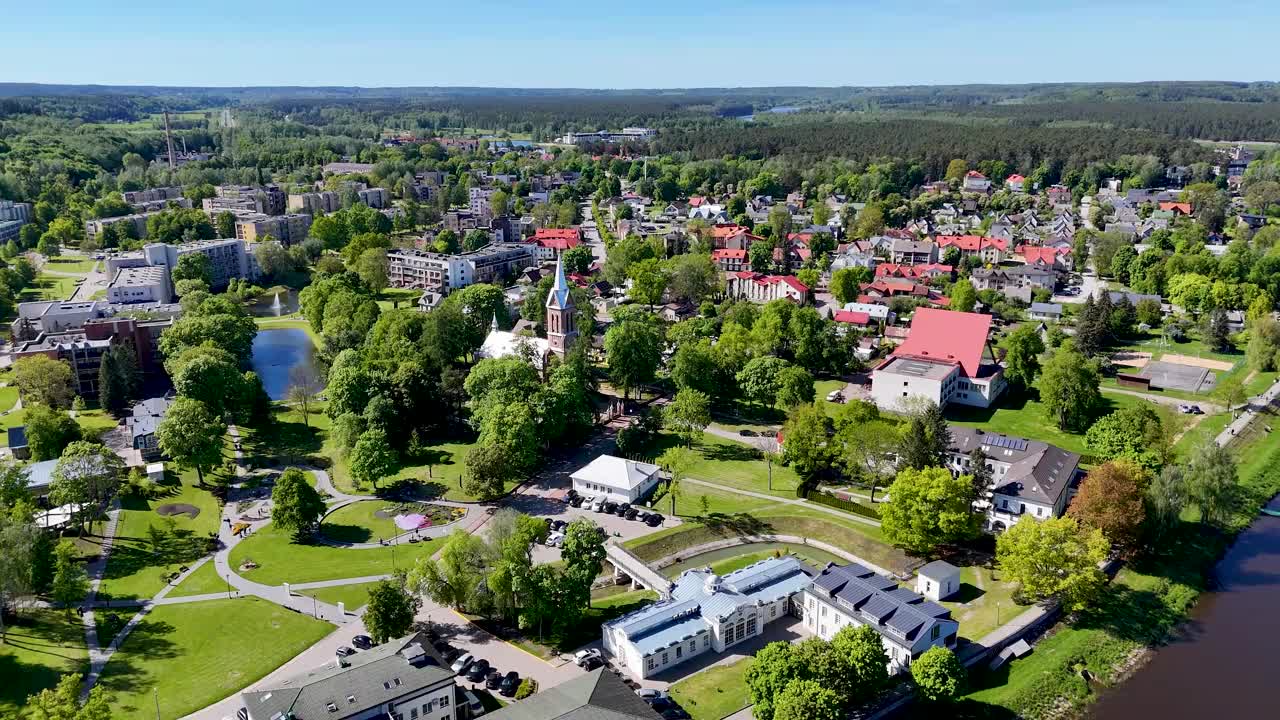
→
(2, 0, 1276, 88)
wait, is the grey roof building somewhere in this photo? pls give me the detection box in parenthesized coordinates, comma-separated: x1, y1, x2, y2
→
(801, 562, 958, 672)
(947, 425, 1083, 530)
(480, 669, 659, 720)
(242, 633, 456, 720)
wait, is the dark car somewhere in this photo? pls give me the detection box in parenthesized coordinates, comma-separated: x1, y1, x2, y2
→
(551, 519, 568, 532)
(499, 671, 521, 697)
(624, 507, 639, 520)
(351, 634, 373, 650)
(434, 642, 460, 662)
(615, 502, 631, 517)
(581, 654, 604, 670)
(602, 501, 617, 514)
(568, 495, 585, 508)
(648, 698, 674, 712)
(565, 489, 579, 503)
(485, 669, 503, 690)
(465, 659, 491, 683)
(645, 513, 664, 527)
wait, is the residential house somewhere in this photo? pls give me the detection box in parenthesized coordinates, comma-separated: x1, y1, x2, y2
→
(1028, 302, 1063, 322)
(1047, 185, 1073, 207)
(711, 249, 748, 273)
(530, 227, 582, 261)
(126, 397, 172, 461)
(888, 239, 937, 265)
(874, 263, 953, 282)
(1005, 174, 1026, 192)
(802, 563, 959, 673)
(962, 171, 992, 193)
(935, 235, 1009, 264)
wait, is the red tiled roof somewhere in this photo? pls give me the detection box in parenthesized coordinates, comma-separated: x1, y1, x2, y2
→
(1017, 246, 1061, 265)
(730, 272, 809, 295)
(936, 235, 1007, 252)
(832, 310, 871, 325)
(1160, 201, 1192, 215)
(1006, 174, 1026, 183)
(532, 227, 582, 250)
(712, 249, 747, 259)
(712, 224, 748, 238)
(966, 170, 986, 178)
(891, 308, 991, 378)
(689, 197, 706, 207)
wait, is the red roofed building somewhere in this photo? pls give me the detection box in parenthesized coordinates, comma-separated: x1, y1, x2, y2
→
(875, 263, 954, 281)
(831, 310, 872, 334)
(711, 224, 764, 250)
(712, 248, 748, 272)
(963, 171, 992, 193)
(869, 308, 1005, 411)
(531, 227, 582, 261)
(725, 271, 808, 304)
(1159, 201, 1192, 215)
(1006, 174, 1026, 192)
(936, 235, 1009, 263)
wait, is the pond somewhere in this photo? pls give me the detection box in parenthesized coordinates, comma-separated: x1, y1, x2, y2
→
(660, 541, 846, 578)
(246, 288, 301, 317)
(250, 327, 316, 400)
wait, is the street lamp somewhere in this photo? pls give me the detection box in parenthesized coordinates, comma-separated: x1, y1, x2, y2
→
(225, 574, 232, 600)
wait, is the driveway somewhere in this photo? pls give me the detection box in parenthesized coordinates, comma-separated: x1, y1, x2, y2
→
(1052, 270, 1106, 305)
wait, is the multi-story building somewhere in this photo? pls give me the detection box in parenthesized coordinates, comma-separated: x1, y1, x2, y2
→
(603, 556, 814, 680)
(122, 187, 184, 205)
(712, 248, 748, 273)
(287, 191, 341, 215)
(234, 212, 312, 245)
(869, 308, 1005, 411)
(106, 266, 171, 304)
(84, 211, 160, 243)
(207, 184, 286, 216)
(0, 199, 32, 242)
(107, 238, 261, 291)
(802, 563, 959, 674)
(11, 331, 112, 399)
(530, 227, 581, 261)
(468, 187, 496, 217)
(358, 187, 390, 209)
(946, 425, 1082, 532)
(130, 197, 192, 213)
(889, 238, 938, 265)
(387, 242, 536, 293)
(126, 397, 172, 461)
(724, 272, 808, 304)
(242, 633, 457, 720)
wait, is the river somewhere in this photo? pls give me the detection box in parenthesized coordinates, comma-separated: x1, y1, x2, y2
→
(1087, 497, 1280, 719)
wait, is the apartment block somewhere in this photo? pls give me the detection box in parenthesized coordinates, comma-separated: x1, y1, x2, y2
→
(387, 242, 535, 293)
(122, 187, 184, 204)
(106, 238, 261, 291)
(287, 191, 341, 215)
(85, 211, 160, 242)
(234, 212, 312, 245)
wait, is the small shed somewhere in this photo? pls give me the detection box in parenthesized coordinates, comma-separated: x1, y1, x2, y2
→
(915, 560, 961, 601)
(146, 462, 165, 483)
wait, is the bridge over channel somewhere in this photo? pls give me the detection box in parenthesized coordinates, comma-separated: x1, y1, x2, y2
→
(604, 542, 672, 598)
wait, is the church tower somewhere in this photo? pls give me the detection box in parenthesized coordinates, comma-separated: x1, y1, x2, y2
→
(545, 256, 578, 356)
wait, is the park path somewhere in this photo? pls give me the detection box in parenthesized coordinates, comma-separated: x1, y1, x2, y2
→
(680, 476, 882, 527)
(1099, 384, 1225, 414)
(1218, 375, 1280, 446)
(78, 497, 121, 698)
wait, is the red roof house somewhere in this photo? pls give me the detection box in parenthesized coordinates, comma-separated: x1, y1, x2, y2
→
(891, 308, 991, 378)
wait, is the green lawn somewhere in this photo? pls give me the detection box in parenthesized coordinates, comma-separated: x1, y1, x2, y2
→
(0, 609, 88, 715)
(376, 288, 423, 312)
(1243, 371, 1278, 397)
(98, 470, 223, 601)
(658, 481, 782, 518)
(938, 565, 1026, 642)
(660, 542, 847, 579)
(649, 432, 801, 499)
(44, 256, 97, 274)
(0, 385, 17, 413)
(97, 598, 334, 720)
(320, 501, 403, 543)
(71, 409, 121, 442)
(670, 657, 753, 720)
(19, 274, 80, 302)
(167, 560, 233, 599)
(298, 581, 380, 610)
(228, 520, 444, 585)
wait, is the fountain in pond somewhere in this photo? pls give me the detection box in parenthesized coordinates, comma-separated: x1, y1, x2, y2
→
(270, 292, 282, 317)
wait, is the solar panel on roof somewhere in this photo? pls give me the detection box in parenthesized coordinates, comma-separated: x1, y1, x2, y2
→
(885, 605, 928, 637)
(983, 434, 1028, 452)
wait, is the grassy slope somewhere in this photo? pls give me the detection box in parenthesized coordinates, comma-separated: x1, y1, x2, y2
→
(298, 582, 380, 610)
(228, 521, 444, 585)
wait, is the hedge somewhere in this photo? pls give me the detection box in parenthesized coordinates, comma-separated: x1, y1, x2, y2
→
(803, 490, 882, 520)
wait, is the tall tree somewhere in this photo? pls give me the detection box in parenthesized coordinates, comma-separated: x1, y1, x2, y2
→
(410, 529, 489, 611)
(665, 389, 712, 447)
(657, 446, 695, 515)
(775, 366, 816, 409)
(1084, 405, 1168, 474)
(1067, 459, 1151, 556)
(997, 516, 1109, 611)
(897, 402, 951, 471)
(156, 397, 225, 487)
(948, 280, 977, 313)
(911, 647, 965, 703)
(97, 344, 140, 417)
(772, 680, 842, 720)
(50, 539, 87, 616)
(746, 642, 806, 720)
(1039, 344, 1101, 431)
(50, 442, 124, 534)
(781, 402, 832, 484)
(24, 406, 81, 462)
(881, 466, 977, 554)
(0, 512, 41, 640)
(363, 573, 422, 643)
(349, 428, 398, 490)
(604, 320, 661, 400)
(271, 467, 326, 540)
(1002, 324, 1045, 391)
(13, 356, 75, 409)
(560, 518, 606, 609)
(1187, 442, 1239, 529)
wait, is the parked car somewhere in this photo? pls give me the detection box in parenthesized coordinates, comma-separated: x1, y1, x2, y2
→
(565, 489, 579, 504)
(499, 671, 521, 697)
(547, 531, 565, 548)
(649, 698, 674, 712)
(590, 497, 606, 512)
(551, 519, 568, 532)
(624, 507, 639, 521)
(568, 495, 585, 508)
(351, 634, 373, 650)
(466, 659, 491, 683)
(645, 513, 664, 527)
(336, 646, 355, 658)
(451, 653, 475, 674)
(636, 689, 670, 702)
(485, 669, 503, 690)
(615, 502, 631, 517)
(462, 688, 485, 718)
(738, 429, 756, 437)
(581, 654, 604, 670)
(602, 501, 618, 514)
(575, 649, 603, 667)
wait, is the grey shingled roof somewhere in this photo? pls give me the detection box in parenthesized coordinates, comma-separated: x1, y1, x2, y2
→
(481, 669, 659, 720)
(949, 425, 1080, 506)
(812, 564, 954, 646)
(242, 634, 453, 720)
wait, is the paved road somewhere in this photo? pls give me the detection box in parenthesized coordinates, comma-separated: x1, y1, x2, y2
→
(1052, 269, 1106, 305)
(1219, 376, 1280, 446)
(1099, 385, 1224, 414)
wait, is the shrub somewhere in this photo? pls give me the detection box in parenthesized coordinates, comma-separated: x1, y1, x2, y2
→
(515, 678, 538, 699)
(801, 490, 881, 520)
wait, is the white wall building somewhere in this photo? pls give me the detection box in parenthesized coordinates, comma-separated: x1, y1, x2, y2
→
(603, 557, 813, 680)
(946, 425, 1082, 532)
(106, 266, 170, 304)
(869, 308, 1005, 412)
(570, 455, 661, 504)
(803, 563, 959, 674)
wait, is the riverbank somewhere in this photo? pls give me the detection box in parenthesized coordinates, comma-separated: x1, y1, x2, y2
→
(931, 411, 1280, 719)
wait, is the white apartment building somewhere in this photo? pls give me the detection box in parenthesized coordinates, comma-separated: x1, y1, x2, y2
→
(106, 266, 170, 304)
(869, 308, 1005, 411)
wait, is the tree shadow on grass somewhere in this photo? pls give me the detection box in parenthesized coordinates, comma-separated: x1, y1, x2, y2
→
(898, 697, 1021, 719)
(95, 618, 180, 703)
(319, 522, 373, 544)
(0, 610, 87, 707)
(244, 418, 323, 467)
(699, 442, 762, 463)
(700, 513, 773, 537)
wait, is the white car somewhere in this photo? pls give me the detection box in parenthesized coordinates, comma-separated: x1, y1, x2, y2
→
(590, 498, 607, 512)
(636, 689, 669, 701)
(574, 649, 603, 667)
(450, 653, 474, 674)
(547, 531, 565, 548)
